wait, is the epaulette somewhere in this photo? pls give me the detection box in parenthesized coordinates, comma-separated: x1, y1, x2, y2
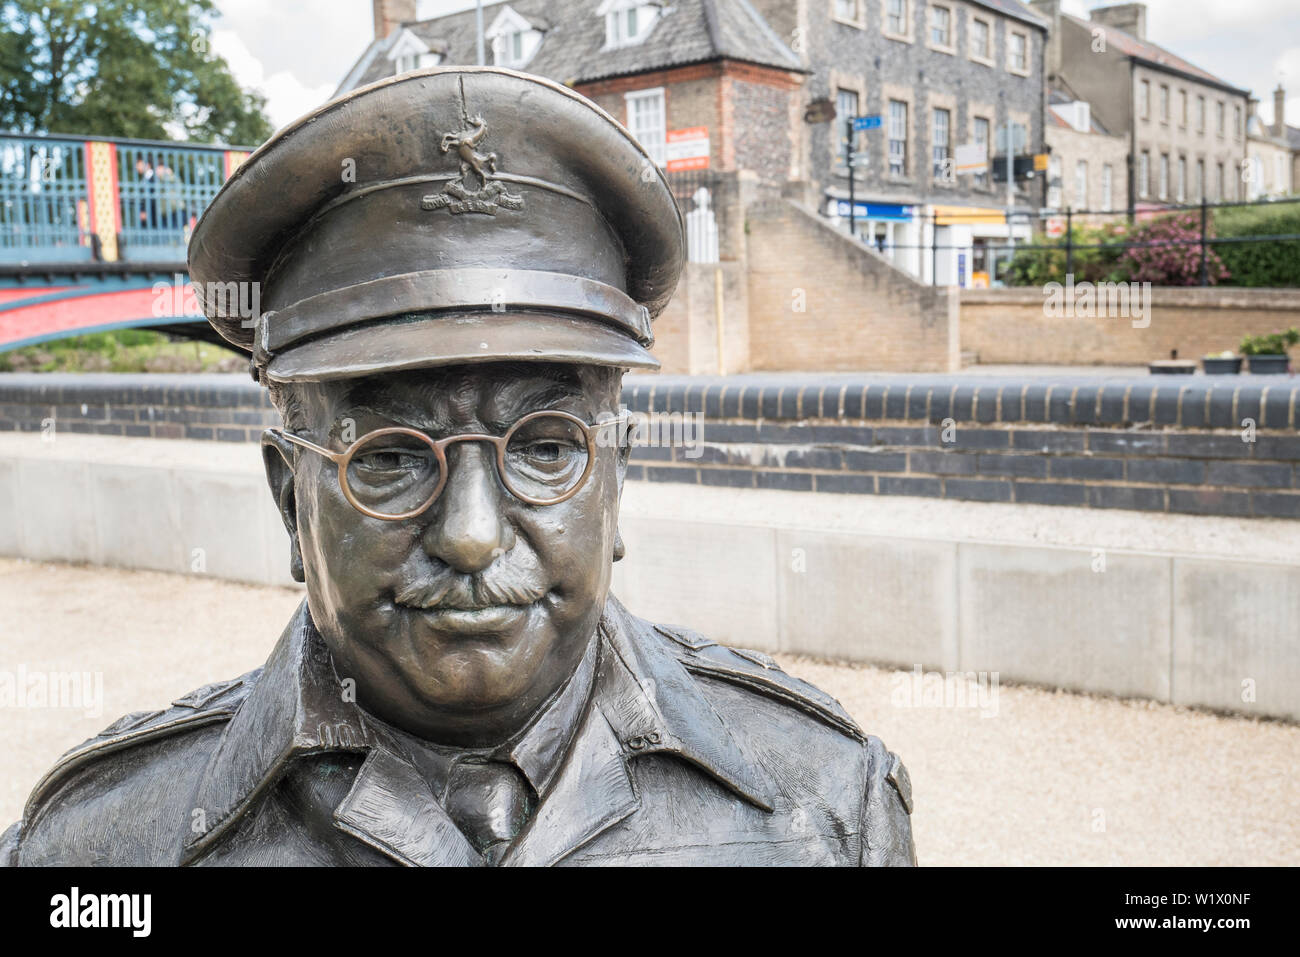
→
(652, 624, 866, 742)
(23, 671, 258, 821)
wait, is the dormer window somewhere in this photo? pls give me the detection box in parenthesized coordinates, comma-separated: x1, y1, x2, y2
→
(486, 5, 544, 69)
(599, 0, 659, 49)
(386, 28, 441, 75)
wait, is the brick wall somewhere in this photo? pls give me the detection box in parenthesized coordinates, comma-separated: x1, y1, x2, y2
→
(961, 287, 1300, 365)
(745, 200, 959, 372)
(4, 371, 1294, 519)
(621, 373, 1300, 519)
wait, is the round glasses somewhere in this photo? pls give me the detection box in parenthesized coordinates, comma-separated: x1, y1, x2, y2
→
(272, 410, 621, 520)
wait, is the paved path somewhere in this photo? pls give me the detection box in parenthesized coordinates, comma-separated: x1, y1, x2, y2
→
(2, 558, 1296, 865)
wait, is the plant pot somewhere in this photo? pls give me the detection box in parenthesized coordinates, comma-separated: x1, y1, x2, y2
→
(1247, 355, 1291, 375)
(1202, 356, 1243, 375)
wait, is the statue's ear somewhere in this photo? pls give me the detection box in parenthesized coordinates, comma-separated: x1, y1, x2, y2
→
(262, 431, 305, 583)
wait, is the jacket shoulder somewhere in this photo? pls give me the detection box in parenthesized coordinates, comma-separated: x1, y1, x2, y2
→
(649, 622, 865, 742)
(10, 672, 257, 864)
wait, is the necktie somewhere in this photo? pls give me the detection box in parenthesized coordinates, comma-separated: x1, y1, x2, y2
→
(444, 758, 537, 864)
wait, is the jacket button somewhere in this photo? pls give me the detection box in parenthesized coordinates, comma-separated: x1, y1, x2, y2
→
(627, 736, 646, 751)
(646, 731, 662, 744)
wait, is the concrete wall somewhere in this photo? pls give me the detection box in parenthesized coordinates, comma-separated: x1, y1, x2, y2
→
(611, 482, 1300, 722)
(961, 287, 1300, 366)
(745, 200, 960, 372)
(4, 431, 1294, 721)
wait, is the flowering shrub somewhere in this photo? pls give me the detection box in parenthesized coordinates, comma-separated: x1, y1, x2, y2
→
(1117, 212, 1229, 286)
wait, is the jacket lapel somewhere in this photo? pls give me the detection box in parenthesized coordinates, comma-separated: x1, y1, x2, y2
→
(333, 746, 483, 867)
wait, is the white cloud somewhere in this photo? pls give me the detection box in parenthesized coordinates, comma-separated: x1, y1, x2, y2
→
(210, 28, 337, 133)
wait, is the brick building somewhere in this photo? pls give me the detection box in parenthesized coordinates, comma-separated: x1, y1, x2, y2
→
(760, 0, 1049, 286)
(1044, 89, 1129, 218)
(1031, 1, 1250, 212)
(338, 0, 807, 194)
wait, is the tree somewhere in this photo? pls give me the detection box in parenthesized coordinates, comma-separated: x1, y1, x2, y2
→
(0, 0, 272, 145)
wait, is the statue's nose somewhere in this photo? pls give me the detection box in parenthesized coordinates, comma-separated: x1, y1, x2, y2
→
(421, 443, 514, 574)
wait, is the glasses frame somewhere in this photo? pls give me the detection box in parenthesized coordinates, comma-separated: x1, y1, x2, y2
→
(271, 409, 625, 521)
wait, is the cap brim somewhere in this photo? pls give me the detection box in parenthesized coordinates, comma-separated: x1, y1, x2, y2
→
(264, 312, 660, 383)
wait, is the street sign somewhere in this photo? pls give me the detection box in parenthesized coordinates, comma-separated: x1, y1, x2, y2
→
(665, 127, 711, 172)
(954, 142, 987, 175)
(1033, 153, 1050, 172)
(852, 115, 883, 131)
(1045, 217, 1066, 238)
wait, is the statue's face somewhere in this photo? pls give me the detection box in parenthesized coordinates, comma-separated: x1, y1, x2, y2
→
(264, 363, 626, 747)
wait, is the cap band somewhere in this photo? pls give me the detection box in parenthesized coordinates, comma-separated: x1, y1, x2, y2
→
(251, 267, 653, 368)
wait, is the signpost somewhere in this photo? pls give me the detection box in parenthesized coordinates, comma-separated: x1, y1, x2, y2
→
(665, 127, 711, 172)
(845, 116, 882, 238)
(954, 142, 987, 177)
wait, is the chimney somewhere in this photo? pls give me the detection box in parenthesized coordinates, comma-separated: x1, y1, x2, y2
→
(1089, 3, 1147, 41)
(373, 0, 417, 40)
(1275, 85, 1287, 137)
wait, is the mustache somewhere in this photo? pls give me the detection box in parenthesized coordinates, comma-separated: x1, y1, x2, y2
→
(393, 555, 548, 611)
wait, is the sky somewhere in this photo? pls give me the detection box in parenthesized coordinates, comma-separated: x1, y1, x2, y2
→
(211, 0, 1300, 134)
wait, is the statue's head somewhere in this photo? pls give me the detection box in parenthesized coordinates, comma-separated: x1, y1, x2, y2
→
(188, 68, 682, 746)
(261, 361, 627, 746)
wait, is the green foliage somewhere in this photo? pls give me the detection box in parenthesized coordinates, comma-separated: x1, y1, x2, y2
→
(1213, 204, 1300, 288)
(1239, 327, 1300, 356)
(0, 0, 271, 145)
(1004, 221, 1131, 286)
(0, 328, 241, 372)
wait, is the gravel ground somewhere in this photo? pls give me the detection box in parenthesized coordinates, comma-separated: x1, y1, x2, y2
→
(2, 557, 1296, 866)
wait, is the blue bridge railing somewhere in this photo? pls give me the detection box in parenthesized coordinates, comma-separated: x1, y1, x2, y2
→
(0, 132, 251, 266)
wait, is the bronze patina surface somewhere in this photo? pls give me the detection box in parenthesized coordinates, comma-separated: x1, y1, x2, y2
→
(2, 68, 915, 866)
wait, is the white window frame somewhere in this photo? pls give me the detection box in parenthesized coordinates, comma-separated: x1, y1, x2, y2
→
(1101, 163, 1113, 210)
(1177, 156, 1186, 202)
(1159, 153, 1169, 200)
(1138, 80, 1150, 121)
(1139, 151, 1150, 198)
(928, 4, 954, 53)
(1007, 31, 1028, 75)
(1075, 160, 1088, 209)
(599, 0, 658, 49)
(831, 0, 864, 27)
(386, 28, 441, 76)
(486, 6, 543, 69)
(932, 107, 950, 181)
(969, 17, 992, 64)
(888, 99, 908, 176)
(884, 0, 911, 41)
(625, 87, 667, 167)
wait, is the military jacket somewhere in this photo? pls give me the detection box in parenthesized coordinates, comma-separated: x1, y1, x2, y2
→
(3, 596, 915, 866)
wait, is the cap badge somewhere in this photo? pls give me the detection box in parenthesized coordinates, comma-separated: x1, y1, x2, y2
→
(422, 99, 525, 216)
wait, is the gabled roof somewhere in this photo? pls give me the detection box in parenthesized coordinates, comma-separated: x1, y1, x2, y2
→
(1064, 13, 1247, 96)
(1287, 125, 1300, 151)
(337, 0, 803, 98)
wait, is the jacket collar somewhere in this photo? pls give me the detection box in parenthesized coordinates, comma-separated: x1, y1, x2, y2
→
(183, 595, 775, 866)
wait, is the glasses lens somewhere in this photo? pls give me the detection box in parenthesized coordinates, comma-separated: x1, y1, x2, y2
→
(345, 431, 440, 517)
(503, 414, 591, 503)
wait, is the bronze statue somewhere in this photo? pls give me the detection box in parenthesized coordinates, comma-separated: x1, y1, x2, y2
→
(1, 68, 915, 866)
